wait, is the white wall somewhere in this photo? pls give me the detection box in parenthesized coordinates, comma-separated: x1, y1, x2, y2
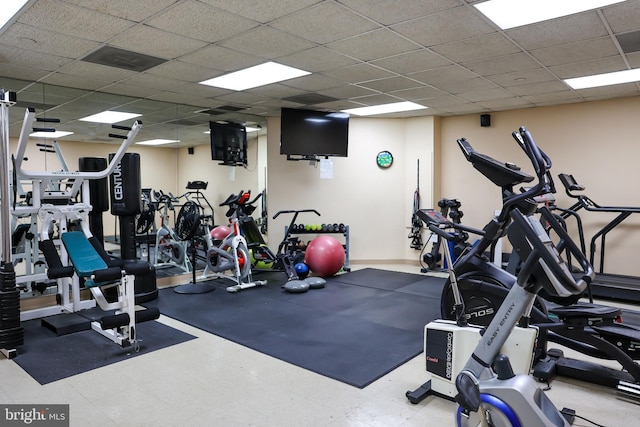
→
(266, 115, 436, 263)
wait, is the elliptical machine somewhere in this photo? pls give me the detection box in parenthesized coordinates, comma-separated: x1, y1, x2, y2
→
(438, 143, 640, 397)
(442, 127, 594, 426)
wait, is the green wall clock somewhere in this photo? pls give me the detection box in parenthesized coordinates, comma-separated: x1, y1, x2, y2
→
(376, 150, 393, 168)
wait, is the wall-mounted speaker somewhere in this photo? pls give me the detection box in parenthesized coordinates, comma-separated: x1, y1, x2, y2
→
(480, 114, 491, 127)
(188, 147, 194, 155)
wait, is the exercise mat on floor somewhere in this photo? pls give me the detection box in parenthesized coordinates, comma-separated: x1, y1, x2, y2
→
(143, 268, 445, 388)
(13, 317, 197, 385)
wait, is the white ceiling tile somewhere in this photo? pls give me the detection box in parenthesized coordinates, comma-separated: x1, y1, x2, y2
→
(326, 28, 420, 61)
(477, 97, 535, 111)
(409, 65, 478, 85)
(486, 68, 557, 87)
(391, 6, 495, 47)
(0, 23, 100, 59)
(146, 0, 259, 43)
(349, 93, 405, 105)
(509, 81, 572, 96)
(507, 12, 609, 50)
(318, 84, 379, 99)
(387, 85, 448, 100)
(0, 64, 51, 83)
(18, 0, 135, 42)
(219, 26, 316, 59)
(39, 72, 111, 90)
(602, 1, 640, 34)
(358, 76, 424, 93)
(431, 77, 498, 94)
(321, 63, 396, 83)
(271, 2, 378, 44)
(280, 73, 345, 91)
(524, 91, 583, 106)
(199, 0, 322, 23)
(459, 87, 516, 103)
(531, 37, 620, 67)
(370, 50, 452, 74)
(462, 53, 542, 77)
(56, 61, 137, 82)
(0, 44, 73, 71)
(109, 25, 209, 60)
(549, 56, 627, 79)
(61, 0, 178, 22)
(146, 61, 221, 82)
(339, 0, 460, 25)
(179, 45, 263, 72)
(278, 46, 358, 73)
(432, 33, 522, 63)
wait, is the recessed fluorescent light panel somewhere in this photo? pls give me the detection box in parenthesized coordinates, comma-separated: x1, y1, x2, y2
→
(29, 130, 74, 139)
(1, 0, 29, 30)
(475, 0, 626, 30)
(565, 68, 640, 89)
(136, 139, 180, 146)
(79, 111, 142, 124)
(199, 61, 310, 91)
(245, 126, 261, 133)
(342, 101, 427, 116)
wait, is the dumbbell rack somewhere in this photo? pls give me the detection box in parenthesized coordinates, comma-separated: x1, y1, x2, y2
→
(285, 224, 350, 272)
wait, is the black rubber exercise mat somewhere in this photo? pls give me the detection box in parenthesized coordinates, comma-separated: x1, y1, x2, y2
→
(143, 268, 445, 388)
(13, 318, 197, 385)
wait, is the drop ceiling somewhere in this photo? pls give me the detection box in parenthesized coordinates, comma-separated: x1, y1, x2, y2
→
(1, 0, 640, 147)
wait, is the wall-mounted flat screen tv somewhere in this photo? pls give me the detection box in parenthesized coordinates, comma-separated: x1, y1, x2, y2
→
(210, 121, 247, 166)
(280, 108, 349, 157)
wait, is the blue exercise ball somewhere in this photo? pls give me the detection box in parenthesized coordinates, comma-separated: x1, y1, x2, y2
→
(294, 262, 310, 279)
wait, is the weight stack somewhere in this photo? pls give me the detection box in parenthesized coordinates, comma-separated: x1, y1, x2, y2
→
(0, 262, 24, 350)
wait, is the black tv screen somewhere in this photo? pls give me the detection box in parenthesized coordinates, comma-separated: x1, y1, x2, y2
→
(280, 108, 349, 157)
(210, 121, 247, 166)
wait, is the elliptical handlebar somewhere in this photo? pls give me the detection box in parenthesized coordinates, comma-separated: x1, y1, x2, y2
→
(509, 127, 593, 298)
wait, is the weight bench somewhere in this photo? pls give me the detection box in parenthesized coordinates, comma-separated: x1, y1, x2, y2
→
(58, 231, 160, 347)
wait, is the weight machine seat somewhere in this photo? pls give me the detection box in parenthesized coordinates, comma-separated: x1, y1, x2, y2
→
(549, 303, 621, 321)
(60, 231, 151, 286)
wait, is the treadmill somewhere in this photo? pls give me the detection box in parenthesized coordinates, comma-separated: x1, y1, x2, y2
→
(556, 173, 640, 303)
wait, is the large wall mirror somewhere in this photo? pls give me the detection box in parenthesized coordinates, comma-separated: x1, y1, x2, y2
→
(3, 78, 267, 303)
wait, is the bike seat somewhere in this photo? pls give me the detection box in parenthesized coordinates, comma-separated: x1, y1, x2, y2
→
(549, 303, 622, 320)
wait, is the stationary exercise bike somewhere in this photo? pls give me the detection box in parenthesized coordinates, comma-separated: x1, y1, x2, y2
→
(152, 190, 191, 273)
(447, 127, 595, 426)
(192, 191, 266, 293)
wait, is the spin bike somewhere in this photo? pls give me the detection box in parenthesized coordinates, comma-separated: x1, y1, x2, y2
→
(443, 127, 594, 426)
(221, 190, 320, 282)
(152, 190, 191, 273)
(188, 191, 266, 293)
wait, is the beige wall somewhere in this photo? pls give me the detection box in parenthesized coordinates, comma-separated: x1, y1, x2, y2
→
(265, 115, 436, 263)
(439, 96, 640, 276)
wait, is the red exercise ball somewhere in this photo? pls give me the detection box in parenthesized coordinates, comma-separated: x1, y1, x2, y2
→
(210, 225, 232, 240)
(304, 235, 345, 277)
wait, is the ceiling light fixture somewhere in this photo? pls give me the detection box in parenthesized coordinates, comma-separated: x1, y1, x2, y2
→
(79, 111, 142, 124)
(1, 0, 30, 31)
(564, 68, 640, 89)
(475, 0, 626, 30)
(199, 61, 310, 91)
(29, 130, 74, 139)
(342, 101, 427, 116)
(136, 139, 180, 146)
